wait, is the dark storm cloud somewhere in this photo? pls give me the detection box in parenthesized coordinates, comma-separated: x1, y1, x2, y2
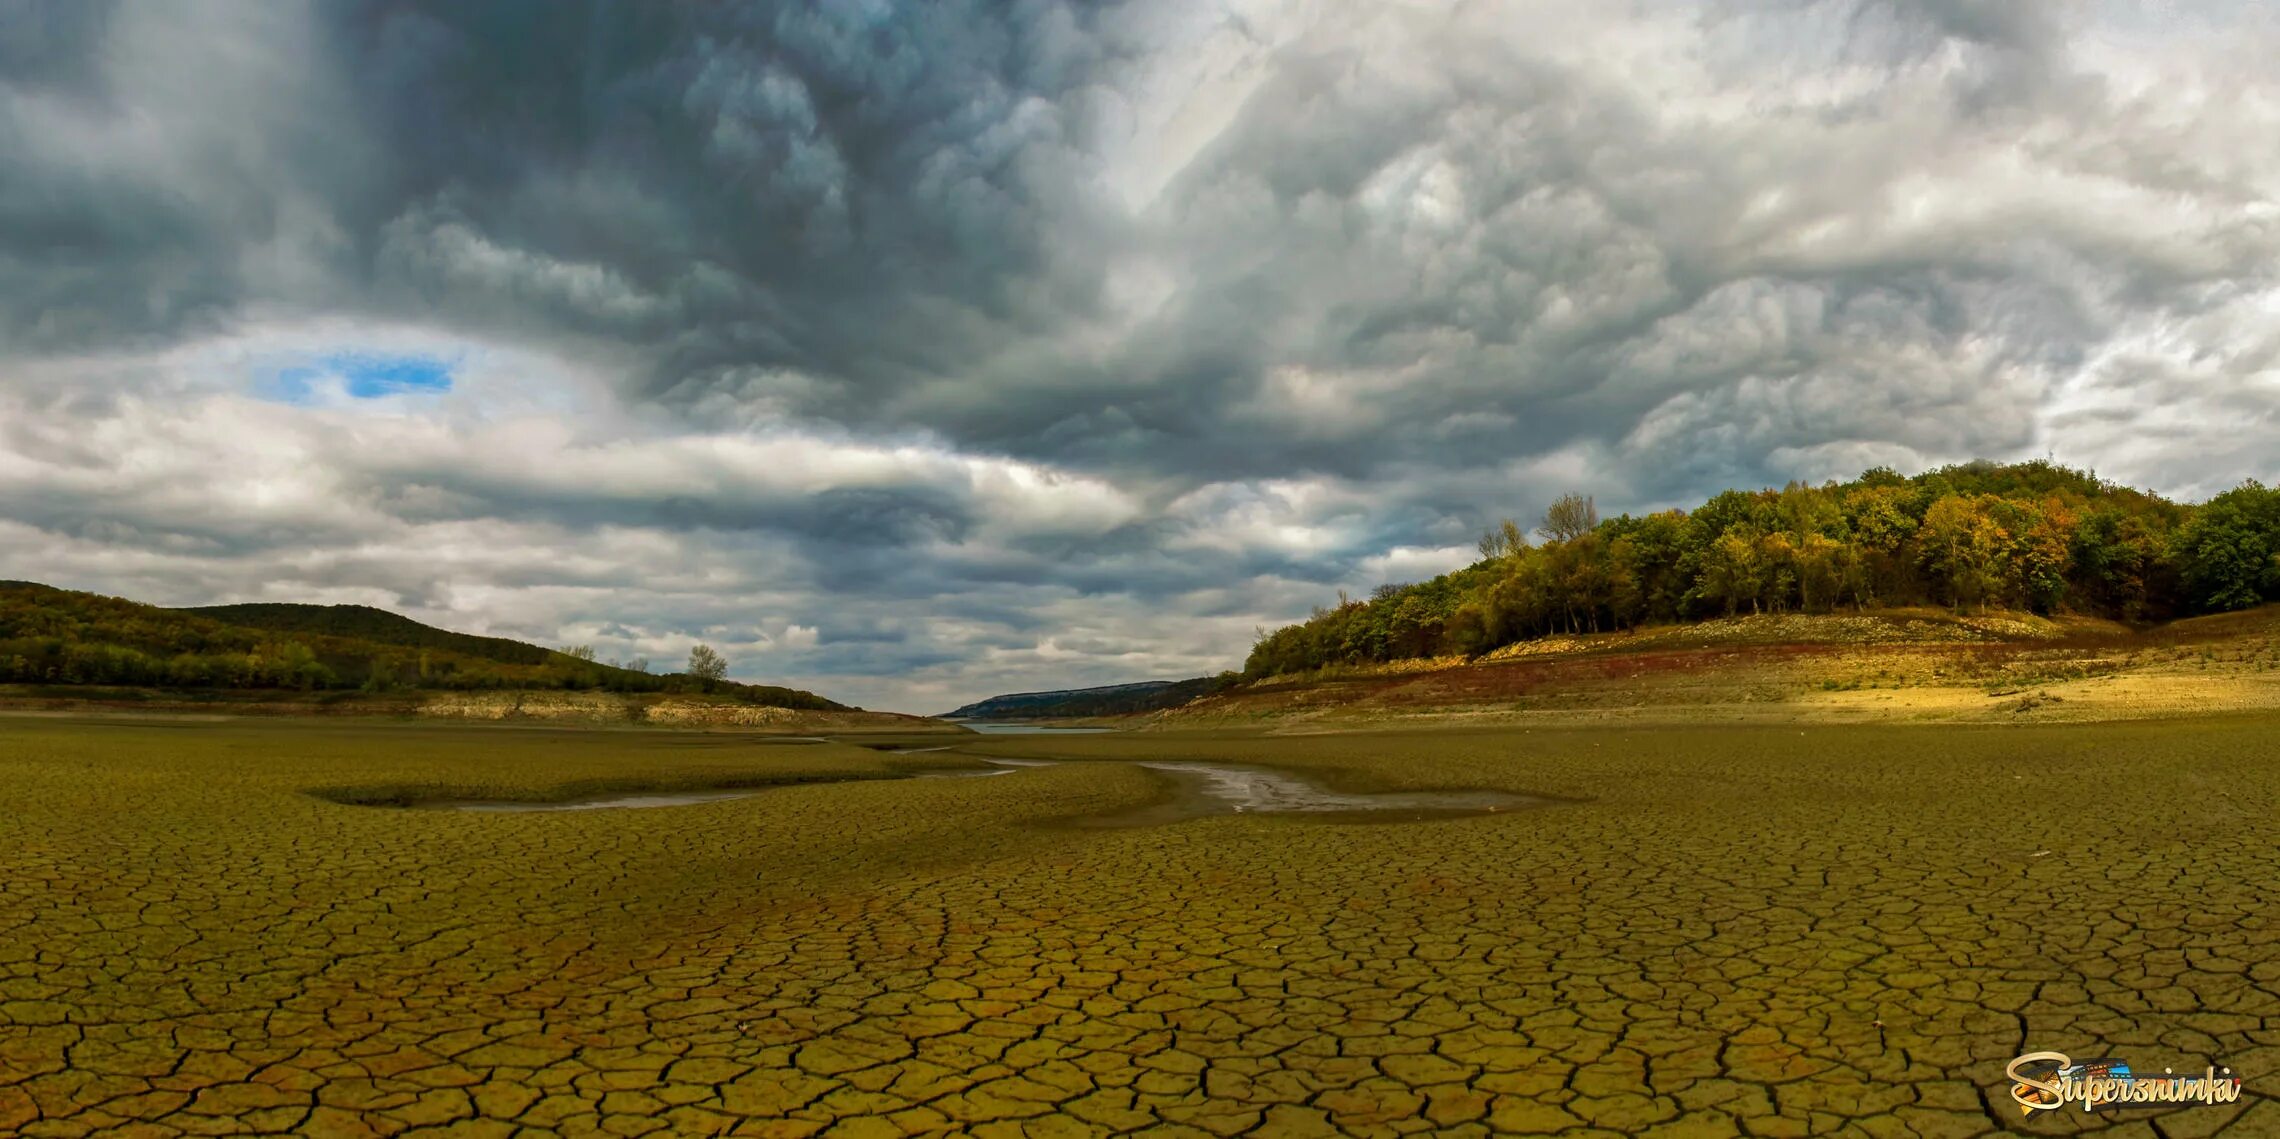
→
(14, 0, 2255, 490)
(5, 0, 2280, 710)
(0, 3, 376, 350)
(329, 0, 1136, 415)
(0, 2, 114, 96)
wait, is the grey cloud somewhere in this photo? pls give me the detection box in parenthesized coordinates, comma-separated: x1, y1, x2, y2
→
(0, 2, 377, 351)
(6, 1, 2280, 710)
(0, 1, 113, 92)
(331, 1, 1131, 412)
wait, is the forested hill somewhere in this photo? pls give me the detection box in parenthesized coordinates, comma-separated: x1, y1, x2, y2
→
(180, 603, 552, 665)
(1246, 461, 2280, 679)
(943, 676, 1237, 720)
(0, 581, 844, 709)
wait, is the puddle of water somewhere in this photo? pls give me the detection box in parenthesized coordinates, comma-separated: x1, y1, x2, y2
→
(378, 756, 1548, 823)
(1135, 762, 1536, 814)
(907, 758, 1544, 826)
(1093, 761, 1547, 826)
(430, 789, 763, 813)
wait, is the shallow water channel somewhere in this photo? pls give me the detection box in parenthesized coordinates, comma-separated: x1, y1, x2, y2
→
(952, 723, 1118, 735)
(441, 789, 763, 813)
(410, 756, 1546, 823)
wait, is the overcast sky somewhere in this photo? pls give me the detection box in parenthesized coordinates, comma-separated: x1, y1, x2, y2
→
(4, 1, 2278, 712)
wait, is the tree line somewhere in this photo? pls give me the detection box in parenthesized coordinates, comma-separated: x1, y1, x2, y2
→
(1244, 461, 2280, 679)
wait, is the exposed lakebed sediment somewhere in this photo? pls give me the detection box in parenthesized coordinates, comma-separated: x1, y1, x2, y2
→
(380, 753, 1550, 823)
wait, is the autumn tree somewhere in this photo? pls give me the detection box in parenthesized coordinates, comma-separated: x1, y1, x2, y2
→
(1237, 462, 2278, 680)
(1701, 531, 1765, 615)
(1795, 532, 1844, 613)
(1757, 532, 1798, 613)
(1919, 495, 2011, 612)
(2010, 497, 2077, 614)
(1843, 484, 1918, 604)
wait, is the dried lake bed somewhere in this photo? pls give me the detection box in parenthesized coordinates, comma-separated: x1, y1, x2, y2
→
(4, 714, 2279, 1136)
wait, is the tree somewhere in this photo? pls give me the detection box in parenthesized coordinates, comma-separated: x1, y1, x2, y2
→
(1693, 489, 1772, 541)
(1775, 482, 1843, 540)
(2010, 497, 2077, 614)
(1552, 532, 1608, 632)
(2174, 483, 2280, 612)
(1538, 494, 1598, 543)
(1843, 484, 1918, 603)
(1758, 531, 1800, 613)
(1834, 540, 1873, 611)
(1700, 531, 1765, 615)
(1605, 536, 1647, 629)
(1794, 532, 1843, 613)
(1441, 602, 1494, 656)
(2072, 509, 2165, 619)
(1386, 592, 1440, 658)
(265, 641, 331, 691)
(1919, 495, 2011, 613)
(687, 644, 729, 681)
(1232, 460, 2275, 681)
(1477, 518, 1529, 561)
(1606, 509, 1694, 623)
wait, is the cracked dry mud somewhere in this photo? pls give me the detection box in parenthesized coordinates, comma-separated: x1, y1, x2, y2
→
(5, 716, 2280, 1137)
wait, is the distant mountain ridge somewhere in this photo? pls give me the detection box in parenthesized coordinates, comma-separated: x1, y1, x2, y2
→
(943, 676, 1233, 720)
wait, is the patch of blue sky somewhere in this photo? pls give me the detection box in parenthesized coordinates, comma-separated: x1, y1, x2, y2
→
(261, 351, 457, 404)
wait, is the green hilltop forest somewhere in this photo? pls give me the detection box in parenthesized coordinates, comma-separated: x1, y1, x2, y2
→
(1245, 461, 2280, 679)
(0, 581, 844, 710)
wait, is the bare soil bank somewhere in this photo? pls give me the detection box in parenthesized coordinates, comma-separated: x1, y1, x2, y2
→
(1124, 605, 2280, 732)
